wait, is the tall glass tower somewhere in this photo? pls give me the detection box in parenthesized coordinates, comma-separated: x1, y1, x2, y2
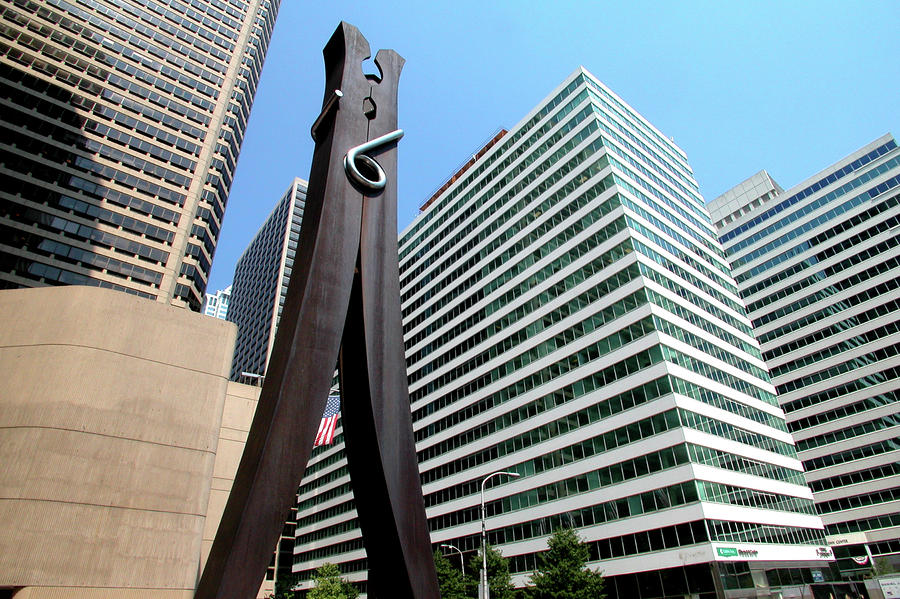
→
(710, 135, 900, 580)
(228, 177, 307, 381)
(293, 68, 840, 598)
(0, 0, 280, 310)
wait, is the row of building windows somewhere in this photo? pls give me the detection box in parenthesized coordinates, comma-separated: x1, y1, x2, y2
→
(414, 290, 648, 420)
(826, 510, 900, 537)
(809, 460, 900, 493)
(0, 249, 155, 299)
(688, 443, 806, 485)
(298, 445, 812, 564)
(100, 0, 234, 54)
(796, 414, 900, 453)
(405, 192, 622, 370)
(803, 437, 900, 472)
(733, 167, 900, 279)
(789, 390, 898, 433)
(661, 345, 775, 405)
(697, 479, 816, 515)
(614, 172, 719, 257)
(679, 408, 795, 457)
(422, 366, 668, 492)
(105, 87, 206, 140)
(425, 437, 689, 512)
(1, 170, 179, 243)
(414, 294, 653, 464)
(621, 195, 726, 274)
(399, 79, 586, 255)
(8, 201, 168, 265)
(57, 193, 172, 243)
(654, 316, 769, 381)
(420, 395, 675, 488)
(719, 140, 897, 245)
(742, 191, 899, 306)
(759, 277, 900, 347)
(640, 263, 753, 338)
(587, 99, 704, 209)
(582, 76, 693, 182)
(607, 158, 718, 265)
(408, 226, 630, 388)
(605, 143, 710, 240)
(749, 222, 898, 323)
(817, 484, 900, 515)
(401, 114, 601, 325)
(646, 288, 759, 358)
(773, 320, 900, 379)
(752, 237, 899, 331)
(728, 150, 899, 264)
(671, 377, 786, 432)
(420, 404, 792, 513)
(407, 194, 625, 388)
(410, 238, 637, 415)
(295, 438, 810, 553)
(765, 295, 899, 363)
(84, 117, 197, 171)
(627, 216, 735, 297)
(634, 240, 744, 316)
(45, 0, 228, 76)
(777, 341, 900, 396)
(707, 519, 825, 546)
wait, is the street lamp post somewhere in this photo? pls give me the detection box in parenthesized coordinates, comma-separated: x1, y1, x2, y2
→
(440, 543, 465, 574)
(480, 471, 520, 599)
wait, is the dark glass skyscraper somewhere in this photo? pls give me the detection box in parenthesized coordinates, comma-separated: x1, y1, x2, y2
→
(227, 177, 306, 381)
(0, 0, 279, 310)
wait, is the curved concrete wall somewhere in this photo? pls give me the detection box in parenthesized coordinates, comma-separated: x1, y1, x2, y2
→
(0, 286, 236, 597)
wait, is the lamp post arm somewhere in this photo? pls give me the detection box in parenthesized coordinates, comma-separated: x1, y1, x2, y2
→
(479, 471, 520, 599)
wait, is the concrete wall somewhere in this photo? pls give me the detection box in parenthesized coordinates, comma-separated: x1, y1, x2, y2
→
(201, 381, 271, 598)
(0, 286, 237, 598)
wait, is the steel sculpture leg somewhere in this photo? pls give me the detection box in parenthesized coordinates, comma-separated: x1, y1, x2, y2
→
(339, 47, 438, 598)
(196, 22, 438, 599)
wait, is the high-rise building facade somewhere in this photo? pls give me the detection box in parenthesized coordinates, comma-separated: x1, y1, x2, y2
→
(227, 177, 306, 381)
(709, 135, 900, 579)
(293, 68, 842, 598)
(203, 284, 231, 319)
(0, 0, 279, 310)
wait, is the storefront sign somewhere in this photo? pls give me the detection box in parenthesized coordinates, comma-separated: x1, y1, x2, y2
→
(717, 547, 738, 557)
(827, 532, 868, 546)
(880, 577, 900, 598)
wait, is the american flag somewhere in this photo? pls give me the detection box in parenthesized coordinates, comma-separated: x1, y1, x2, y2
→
(314, 395, 341, 446)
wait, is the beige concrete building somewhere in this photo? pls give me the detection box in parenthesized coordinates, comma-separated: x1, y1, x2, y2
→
(0, 286, 266, 598)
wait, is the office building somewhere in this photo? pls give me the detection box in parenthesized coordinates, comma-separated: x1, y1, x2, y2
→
(292, 68, 843, 598)
(227, 177, 306, 381)
(0, 0, 280, 310)
(709, 135, 900, 579)
(203, 284, 231, 319)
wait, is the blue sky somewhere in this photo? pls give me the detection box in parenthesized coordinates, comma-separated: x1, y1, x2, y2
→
(207, 1, 899, 292)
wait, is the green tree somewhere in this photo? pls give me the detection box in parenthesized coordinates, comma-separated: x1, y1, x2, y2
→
(271, 573, 299, 599)
(434, 549, 468, 599)
(467, 544, 516, 599)
(308, 563, 359, 599)
(529, 528, 605, 599)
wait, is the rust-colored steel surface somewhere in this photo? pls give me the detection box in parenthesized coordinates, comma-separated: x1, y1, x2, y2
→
(195, 22, 439, 599)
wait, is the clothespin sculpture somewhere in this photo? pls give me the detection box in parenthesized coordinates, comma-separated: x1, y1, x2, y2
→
(196, 22, 440, 599)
